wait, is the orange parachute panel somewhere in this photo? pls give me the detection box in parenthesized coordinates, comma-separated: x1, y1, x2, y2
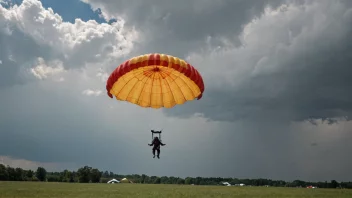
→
(106, 53, 205, 108)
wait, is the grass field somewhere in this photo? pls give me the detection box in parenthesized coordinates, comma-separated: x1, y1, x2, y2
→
(0, 182, 351, 198)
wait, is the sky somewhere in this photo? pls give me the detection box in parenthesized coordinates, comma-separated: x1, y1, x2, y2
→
(0, 0, 352, 182)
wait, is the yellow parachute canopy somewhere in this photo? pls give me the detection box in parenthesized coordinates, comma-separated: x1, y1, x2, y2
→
(106, 53, 205, 108)
(120, 178, 130, 183)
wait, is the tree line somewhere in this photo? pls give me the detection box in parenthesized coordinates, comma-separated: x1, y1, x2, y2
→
(0, 164, 351, 188)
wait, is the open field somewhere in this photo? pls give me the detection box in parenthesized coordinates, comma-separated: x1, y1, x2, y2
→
(0, 182, 351, 198)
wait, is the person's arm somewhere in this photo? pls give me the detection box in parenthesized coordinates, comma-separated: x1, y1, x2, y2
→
(148, 140, 154, 146)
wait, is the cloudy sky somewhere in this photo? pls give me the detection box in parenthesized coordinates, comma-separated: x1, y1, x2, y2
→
(1, 0, 352, 182)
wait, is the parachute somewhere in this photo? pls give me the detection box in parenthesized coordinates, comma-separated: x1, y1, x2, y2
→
(106, 53, 205, 108)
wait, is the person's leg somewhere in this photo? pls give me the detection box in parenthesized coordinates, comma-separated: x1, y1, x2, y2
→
(157, 149, 160, 158)
(152, 148, 156, 158)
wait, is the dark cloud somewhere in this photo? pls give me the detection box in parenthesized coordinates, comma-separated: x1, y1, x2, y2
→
(0, 28, 55, 87)
(0, 81, 143, 171)
(162, 0, 352, 123)
(83, 0, 285, 57)
(311, 142, 317, 146)
(0, 76, 230, 175)
(83, 0, 352, 123)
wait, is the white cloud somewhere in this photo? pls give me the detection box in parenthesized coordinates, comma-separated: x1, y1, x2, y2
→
(82, 89, 102, 96)
(2, 0, 137, 54)
(30, 57, 65, 79)
(7, 54, 15, 62)
(96, 67, 109, 82)
(0, 0, 8, 6)
(0, 60, 2, 64)
(0, 0, 139, 86)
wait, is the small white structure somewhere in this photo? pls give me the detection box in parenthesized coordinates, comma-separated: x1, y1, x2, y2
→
(107, 179, 120, 184)
(222, 182, 231, 186)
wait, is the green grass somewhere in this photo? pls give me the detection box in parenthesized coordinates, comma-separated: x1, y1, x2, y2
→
(0, 182, 351, 198)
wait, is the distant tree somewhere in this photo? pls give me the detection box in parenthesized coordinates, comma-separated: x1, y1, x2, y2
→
(14, 168, 24, 181)
(141, 174, 147, 183)
(59, 170, 72, 182)
(6, 166, 15, 181)
(69, 172, 75, 183)
(0, 163, 351, 189)
(292, 180, 306, 187)
(154, 177, 161, 184)
(177, 178, 185, 184)
(36, 167, 47, 181)
(150, 176, 157, 182)
(90, 168, 102, 183)
(103, 171, 109, 178)
(26, 170, 34, 179)
(345, 182, 352, 188)
(0, 164, 9, 180)
(185, 177, 192, 185)
(331, 180, 339, 188)
(160, 176, 169, 184)
(77, 166, 92, 183)
(109, 171, 114, 178)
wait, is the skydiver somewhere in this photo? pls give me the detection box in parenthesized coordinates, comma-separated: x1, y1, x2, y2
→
(148, 136, 166, 159)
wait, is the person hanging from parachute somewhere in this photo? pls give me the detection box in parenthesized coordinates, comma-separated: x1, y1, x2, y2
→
(105, 53, 205, 158)
(148, 130, 166, 159)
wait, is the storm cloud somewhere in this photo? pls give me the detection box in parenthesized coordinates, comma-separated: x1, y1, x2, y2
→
(162, 0, 352, 123)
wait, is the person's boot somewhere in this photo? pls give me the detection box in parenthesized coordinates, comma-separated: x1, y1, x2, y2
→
(157, 155, 160, 159)
(153, 155, 155, 158)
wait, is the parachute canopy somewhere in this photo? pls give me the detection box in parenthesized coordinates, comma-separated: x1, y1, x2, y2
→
(106, 53, 204, 108)
(120, 178, 130, 183)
